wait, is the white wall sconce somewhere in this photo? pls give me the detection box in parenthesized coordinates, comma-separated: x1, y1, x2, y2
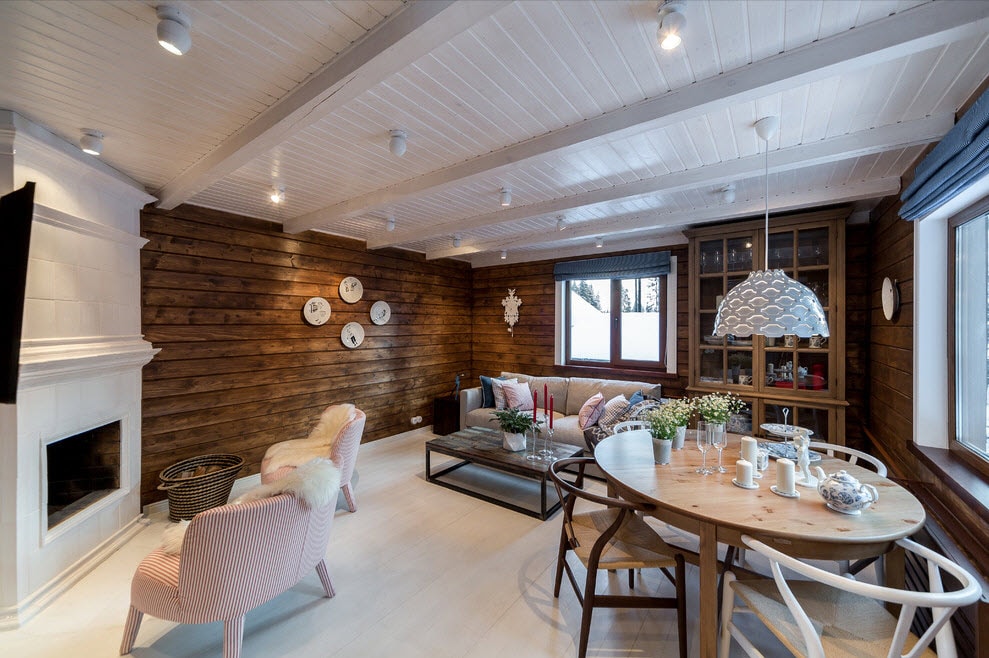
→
(389, 130, 407, 157)
(80, 129, 103, 156)
(157, 5, 192, 56)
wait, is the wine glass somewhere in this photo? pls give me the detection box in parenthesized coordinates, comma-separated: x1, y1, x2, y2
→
(695, 425, 712, 474)
(712, 426, 728, 473)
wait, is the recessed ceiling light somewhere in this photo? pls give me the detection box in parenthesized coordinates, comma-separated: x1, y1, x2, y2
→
(389, 129, 407, 157)
(79, 129, 103, 156)
(270, 185, 285, 203)
(156, 6, 192, 56)
(500, 187, 512, 207)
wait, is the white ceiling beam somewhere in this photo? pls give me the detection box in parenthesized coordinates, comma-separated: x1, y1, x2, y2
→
(424, 177, 901, 260)
(466, 232, 689, 269)
(154, 0, 510, 210)
(286, 1, 989, 234)
(392, 117, 947, 252)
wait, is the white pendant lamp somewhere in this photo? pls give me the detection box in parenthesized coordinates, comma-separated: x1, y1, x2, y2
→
(712, 116, 829, 339)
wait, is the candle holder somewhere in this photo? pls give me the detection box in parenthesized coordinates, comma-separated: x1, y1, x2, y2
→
(538, 413, 555, 459)
(525, 427, 541, 461)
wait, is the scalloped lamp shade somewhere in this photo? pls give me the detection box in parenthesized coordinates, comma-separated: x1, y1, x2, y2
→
(713, 269, 829, 338)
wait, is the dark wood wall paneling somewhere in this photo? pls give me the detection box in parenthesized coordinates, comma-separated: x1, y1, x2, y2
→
(842, 222, 871, 451)
(140, 205, 472, 505)
(469, 246, 690, 398)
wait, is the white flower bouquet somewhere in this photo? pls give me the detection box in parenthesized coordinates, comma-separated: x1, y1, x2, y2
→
(695, 392, 745, 424)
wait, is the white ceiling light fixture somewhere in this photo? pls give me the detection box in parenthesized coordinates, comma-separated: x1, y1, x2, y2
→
(388, 129, 407, 157)
(453, 234, 462, 248)
(713, 116, 829, 339)
(79, 129, 103, 156)
(595, 237, 604, 248)
(270, 185, 285, 203)
(657, 2, 686, 51)
(500, 187, 512, 207)
(156, 6, 192, 56)
(385, 215, 396, 232)
(556, 216, 566, 231)
(500, 250, 507, 260)
(720, 184, 736, 204)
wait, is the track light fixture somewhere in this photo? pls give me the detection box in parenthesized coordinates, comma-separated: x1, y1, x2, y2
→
(720, 184, 736, 204)
(389, 129, 407, 157)
(595, 237, 604, 248)
(386, 215, 396, 232)
(657, 2, 685, 51)
(79, 129, 103, 156)
(270, 185, 285, 203)
(500, 187, 512, 207)
(453, 234, 462, 248)
(500, 250, 507, 260)
(556, 216, 566, 231)
(156, 5, 192, 56)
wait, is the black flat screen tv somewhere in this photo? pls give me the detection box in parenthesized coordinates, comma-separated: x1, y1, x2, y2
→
(1, 182, 36, 404)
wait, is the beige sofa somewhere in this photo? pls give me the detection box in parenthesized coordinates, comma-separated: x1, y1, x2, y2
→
(459, 371, 661, 450)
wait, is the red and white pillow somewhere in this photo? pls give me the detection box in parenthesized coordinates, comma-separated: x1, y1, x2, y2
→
(502, 380, 534, 410)
(578, 393, 606, 429)
(491, 378, 518, 409)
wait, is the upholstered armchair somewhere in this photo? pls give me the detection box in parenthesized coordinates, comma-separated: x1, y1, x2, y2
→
(260, 403, 366, 512)
(120, 460, 339, 658)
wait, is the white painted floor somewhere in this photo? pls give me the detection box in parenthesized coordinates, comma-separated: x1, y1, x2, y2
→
(0, 429, 790, 658)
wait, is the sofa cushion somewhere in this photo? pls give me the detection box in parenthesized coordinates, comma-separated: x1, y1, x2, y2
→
(599, 394, 630, 426)
(565, 377, 658, 415)
(479, 375, 496, 408)
(501, 373, 569, 414)
(491, 377, 517, 409)
(628, 390, 644, 406)
(502, 380, 534, 410)
(577, 393, 605, 429)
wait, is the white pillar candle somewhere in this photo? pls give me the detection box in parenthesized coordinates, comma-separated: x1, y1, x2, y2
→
(740, 436, 758, 465)
(777, 458, 795, 494)
(736, 459, 753, 487)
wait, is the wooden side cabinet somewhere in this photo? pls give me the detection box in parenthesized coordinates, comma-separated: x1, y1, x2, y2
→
(433, 397, 461, 435)
(685, 208, 849, 444)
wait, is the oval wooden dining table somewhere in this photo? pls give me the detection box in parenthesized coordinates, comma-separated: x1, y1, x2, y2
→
(594, 431, 926, 658)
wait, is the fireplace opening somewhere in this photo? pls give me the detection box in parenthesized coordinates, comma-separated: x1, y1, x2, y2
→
(47, 421, 121, 529)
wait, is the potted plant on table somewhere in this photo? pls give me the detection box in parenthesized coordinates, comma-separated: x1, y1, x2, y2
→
(643, 405, 679, 464)
(491, 406, 541, 452)
(660, 398, 695, 449)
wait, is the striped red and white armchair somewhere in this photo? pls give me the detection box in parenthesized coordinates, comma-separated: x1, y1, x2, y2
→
(120, 460, 339, 658)
(260, 404, 366, 512)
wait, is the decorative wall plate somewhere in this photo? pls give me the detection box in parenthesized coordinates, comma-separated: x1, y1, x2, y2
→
(302, 296, 331, 326)
(881, 277, 899, 321)
(339, 276, 363, 303)
(370, 300, 391, 325)
(341, 321, 365, 348)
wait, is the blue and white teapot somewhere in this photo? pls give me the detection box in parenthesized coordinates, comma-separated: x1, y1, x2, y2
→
(813, 467, 879, 515)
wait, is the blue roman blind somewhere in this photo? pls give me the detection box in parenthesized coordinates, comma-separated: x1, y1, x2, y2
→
(900, 86, 989, 221)
(553, 251, 671, 281)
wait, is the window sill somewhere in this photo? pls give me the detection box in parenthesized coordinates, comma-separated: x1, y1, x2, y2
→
(909, 443, 989, 526)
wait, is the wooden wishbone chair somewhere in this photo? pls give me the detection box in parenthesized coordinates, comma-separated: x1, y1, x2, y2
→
(549, 457, 688, 658)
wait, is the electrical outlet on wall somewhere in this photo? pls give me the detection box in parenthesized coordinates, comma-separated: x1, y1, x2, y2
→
(411, 416, 423, 425)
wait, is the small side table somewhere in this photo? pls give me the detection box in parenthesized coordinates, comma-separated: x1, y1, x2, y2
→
(432, 397, 460, 435)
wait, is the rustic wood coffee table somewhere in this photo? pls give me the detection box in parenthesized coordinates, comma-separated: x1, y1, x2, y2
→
(425, 426, 582, 520)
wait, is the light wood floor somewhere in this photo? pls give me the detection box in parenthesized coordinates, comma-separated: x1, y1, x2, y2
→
(0, 428, 791, 657)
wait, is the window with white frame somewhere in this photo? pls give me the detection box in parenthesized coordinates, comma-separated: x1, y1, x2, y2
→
(952, 209, 989, 460)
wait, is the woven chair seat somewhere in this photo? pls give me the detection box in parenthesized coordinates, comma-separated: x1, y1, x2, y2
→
(571, 509, 680, 571)
(731, 578, 937, 658)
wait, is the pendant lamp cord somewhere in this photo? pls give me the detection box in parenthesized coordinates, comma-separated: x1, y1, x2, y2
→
(764, 140, 770, 271)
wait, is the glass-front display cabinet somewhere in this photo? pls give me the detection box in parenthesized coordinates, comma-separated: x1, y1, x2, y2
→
(686, 209, 848, 444)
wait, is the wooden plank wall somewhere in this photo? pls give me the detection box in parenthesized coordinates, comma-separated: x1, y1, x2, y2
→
(843, 222, 871, 451)
(140, 205, 472, 505)
(468, 245, 690, 397)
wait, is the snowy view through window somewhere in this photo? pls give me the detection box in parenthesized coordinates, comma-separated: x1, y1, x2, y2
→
(569, 278, 661, 364)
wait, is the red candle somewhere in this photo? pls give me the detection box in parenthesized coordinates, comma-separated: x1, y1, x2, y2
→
(543, 384, 548, 414)
(549, 395, 554, 428)
(533, 390, 538, 420)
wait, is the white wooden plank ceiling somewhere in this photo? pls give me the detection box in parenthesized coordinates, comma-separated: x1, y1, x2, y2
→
(2, 0, 988, 266)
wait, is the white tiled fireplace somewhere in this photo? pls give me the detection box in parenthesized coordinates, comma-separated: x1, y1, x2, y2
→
(0, 111, 157, 628)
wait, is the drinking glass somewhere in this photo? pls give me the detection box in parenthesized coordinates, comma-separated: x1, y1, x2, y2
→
(695, 425, 712, 474)
(712, 427, 728, 473)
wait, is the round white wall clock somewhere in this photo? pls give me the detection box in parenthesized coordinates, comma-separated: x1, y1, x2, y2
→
(339, 276, 363, 303)
(341, 321, 365, 348)
(302, 297, 331, 326)
(370, 300, 391, 325)
(881, 277, 899, 321)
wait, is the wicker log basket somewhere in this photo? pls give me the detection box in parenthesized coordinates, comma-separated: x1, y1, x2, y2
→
(158, 454, 244, 522)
